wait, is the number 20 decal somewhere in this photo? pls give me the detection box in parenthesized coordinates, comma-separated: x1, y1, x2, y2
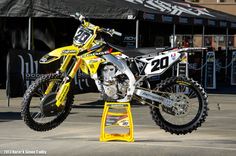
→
(151, 56, 169, 72)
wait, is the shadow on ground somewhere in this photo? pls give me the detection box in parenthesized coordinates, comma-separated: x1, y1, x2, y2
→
(73, 100, 144, 109)
(0, 112, 21, 122)
(207, 86, 236, 94)
(73, 100, 104, 109)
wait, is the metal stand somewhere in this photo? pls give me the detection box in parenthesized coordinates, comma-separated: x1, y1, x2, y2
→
(100, 101, 134, 142)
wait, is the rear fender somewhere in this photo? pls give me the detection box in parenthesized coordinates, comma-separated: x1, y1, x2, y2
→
(39, 45, 79, 64)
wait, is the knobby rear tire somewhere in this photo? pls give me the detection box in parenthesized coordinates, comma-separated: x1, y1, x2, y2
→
(150, 76, 208, 135)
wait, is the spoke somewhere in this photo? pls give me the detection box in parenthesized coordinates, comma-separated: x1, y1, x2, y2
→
(37, 87, 45, 97)
(177, 117, 184, 125)
(172, 85, 176, 93)
(168, 86, 174, 93)
(165, 87, 172, 93)
(45, 100, 57, 106)
(162, 93, 169, 98)
(34, 91, 44, 97)
(162, 112, 174, 123)
(188, 90, 196, 98)
(158, 83, 201, 126)
(33, 112, 41, 119)
(31, 112, 37, 118)
(179, 85, 183, 93)
(181, 85, 186, 93)
(189, 103, 199, 112)
(30, 106, 40, 109)
(175, 85, 179, 93)
(189, 100, 199, 105)
(38, 114, 46, 122)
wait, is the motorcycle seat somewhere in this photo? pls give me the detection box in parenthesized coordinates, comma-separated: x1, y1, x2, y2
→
(107, 42, 171, 58)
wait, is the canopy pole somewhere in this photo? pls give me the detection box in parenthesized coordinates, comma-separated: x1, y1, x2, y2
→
(28, 17, 32, 50)
(135, 19, 139, 48)
(172, 24, 176, 48)
(201, 25, 205, 84)
(172, 24, 176, 77)
(225, 27, 229, 83)
(6, 53, 10, 107)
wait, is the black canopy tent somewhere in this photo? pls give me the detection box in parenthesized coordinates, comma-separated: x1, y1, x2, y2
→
(1, 0, 236, 21)
(2, 0, 236, 105)
(1, 0, 236, 48)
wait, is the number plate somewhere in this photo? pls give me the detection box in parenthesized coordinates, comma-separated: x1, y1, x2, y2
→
(138, 52, 181, 75)
(73, 27, 93, 45)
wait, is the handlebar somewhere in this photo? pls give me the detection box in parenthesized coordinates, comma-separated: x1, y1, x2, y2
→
(71, 12, 122, 37)
(100, 28, 122, 37)
(70, 12, 85, 23)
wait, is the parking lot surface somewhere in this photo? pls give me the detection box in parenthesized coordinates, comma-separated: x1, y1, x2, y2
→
(0, 90, 236, 156)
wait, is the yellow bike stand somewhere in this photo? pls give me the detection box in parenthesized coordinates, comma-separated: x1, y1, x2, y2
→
(100, 101, 134, 142)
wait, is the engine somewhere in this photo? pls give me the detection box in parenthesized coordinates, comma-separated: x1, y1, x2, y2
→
(100, 64, 129, 100)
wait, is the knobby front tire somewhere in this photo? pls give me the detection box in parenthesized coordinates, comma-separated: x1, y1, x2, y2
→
(21, 73, 74, 132)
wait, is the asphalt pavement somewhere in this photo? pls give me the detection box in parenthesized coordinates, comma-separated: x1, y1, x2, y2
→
(0, 90, 236, 156)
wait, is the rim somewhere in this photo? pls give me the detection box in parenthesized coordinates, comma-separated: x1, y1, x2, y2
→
(159, 83, 202, 126)
(28, 77, 67, 124)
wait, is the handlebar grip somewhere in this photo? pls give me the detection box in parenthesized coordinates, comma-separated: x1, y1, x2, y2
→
(75, 12, 85, 22)
(113, 31, 122, 37)
(100, 28, 122, 37)
(71, 12, 85, 23)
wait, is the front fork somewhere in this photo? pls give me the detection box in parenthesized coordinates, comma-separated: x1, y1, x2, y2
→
(44, 55, 82, 107)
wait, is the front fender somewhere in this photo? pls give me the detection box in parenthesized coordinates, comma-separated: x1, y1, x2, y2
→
(39, 45, 79, 64)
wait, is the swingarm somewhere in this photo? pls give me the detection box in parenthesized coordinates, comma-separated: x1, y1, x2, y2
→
(135, 89, 174, 108)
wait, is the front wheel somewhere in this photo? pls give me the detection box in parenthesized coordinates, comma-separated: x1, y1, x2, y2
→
(150, 76, 208, 135)
(21, 73, 74, 131)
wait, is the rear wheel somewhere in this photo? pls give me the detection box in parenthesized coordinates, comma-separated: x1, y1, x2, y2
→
(150, 76, 208, 135)
(21, 73, 74, 131)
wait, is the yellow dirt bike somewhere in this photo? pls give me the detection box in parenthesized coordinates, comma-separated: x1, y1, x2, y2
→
(21, 13, 208, 135)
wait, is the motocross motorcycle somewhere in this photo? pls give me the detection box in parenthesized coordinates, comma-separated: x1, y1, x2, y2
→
(21, 13, 208, 135)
